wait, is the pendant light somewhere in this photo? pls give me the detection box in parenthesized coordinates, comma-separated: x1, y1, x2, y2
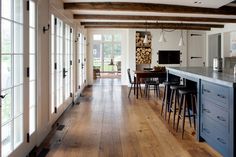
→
(178, 29, 184, 46)
(159, 29, 166, 42)
(143, 21, 148, 44)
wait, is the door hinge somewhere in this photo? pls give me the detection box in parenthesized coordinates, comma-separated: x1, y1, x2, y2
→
(54, 63, 57, 70)
(78, 34, 80, 37)
(78, 59, 80, 63)
(70, 60, 72, 65)
(70, 93, 73, 97)
(26, 1, 30, 11)
(54, 107, 57, 113)
(78, 85, 80, 89)
(27, 67, 30, 78)
(27, 133, 30, 143)
(70, 28, 72, 33)
(54, 18, 57, 26)
(84, 58, 86, 62)
(84, 80, 86, 83)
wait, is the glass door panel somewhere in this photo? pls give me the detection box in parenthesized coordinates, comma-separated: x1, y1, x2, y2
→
(103, 43, 112, 72)
(93, 43, 102, 71)
(1, 0, 24, 156)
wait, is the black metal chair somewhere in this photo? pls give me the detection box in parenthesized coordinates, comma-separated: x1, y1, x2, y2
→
(144, 78, 160, 99)
(127, 69, 142, 97)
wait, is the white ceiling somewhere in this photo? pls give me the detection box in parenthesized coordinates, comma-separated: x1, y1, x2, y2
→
(63, 0, 234, 8)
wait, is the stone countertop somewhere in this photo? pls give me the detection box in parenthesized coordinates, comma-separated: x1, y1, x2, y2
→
(166, 67, 236, 87)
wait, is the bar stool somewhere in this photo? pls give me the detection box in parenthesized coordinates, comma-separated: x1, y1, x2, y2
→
(167, 85, 186, 128)
(176, 88, 197, 139)
(161, 81, 179, 120)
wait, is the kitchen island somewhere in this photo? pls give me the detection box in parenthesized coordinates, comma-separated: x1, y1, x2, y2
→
(166, 67, 235, 157)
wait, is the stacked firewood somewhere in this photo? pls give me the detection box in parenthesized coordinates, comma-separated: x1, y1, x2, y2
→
(136, 47, 152, 64)
(136, 31, 152, 64)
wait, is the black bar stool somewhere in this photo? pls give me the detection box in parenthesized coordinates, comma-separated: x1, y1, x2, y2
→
(176, 88, 197, 139)
(161, 81, 179, 120)
(168, 85, 186, 128)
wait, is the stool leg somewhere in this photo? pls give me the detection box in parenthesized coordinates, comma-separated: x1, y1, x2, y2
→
(176, 94, 183, 132)
(182, 95, 187, 139)
(168, 89, 174, 123)
(192, 94, 197, 130)
(173, 90, 177, 129)
(187, 96, 192, 128)
(161, 86, 167, 116)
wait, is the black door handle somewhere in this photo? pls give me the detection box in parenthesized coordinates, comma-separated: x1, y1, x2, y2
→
(63, 68, 68, 78)
(0, 94, 7, 99)
(190, 57, 202, 59)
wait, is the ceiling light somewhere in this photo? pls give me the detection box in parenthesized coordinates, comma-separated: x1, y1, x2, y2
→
(178, 30, 184, 46)
(143, 34, 148, 44)
(143, 21, 148, 44)
(159, 29, 166, 42)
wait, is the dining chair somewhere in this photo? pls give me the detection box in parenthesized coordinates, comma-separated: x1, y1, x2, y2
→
(127, 69, 142, 97)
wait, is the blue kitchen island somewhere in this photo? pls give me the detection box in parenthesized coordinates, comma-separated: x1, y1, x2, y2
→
(166, 67, 235, 157)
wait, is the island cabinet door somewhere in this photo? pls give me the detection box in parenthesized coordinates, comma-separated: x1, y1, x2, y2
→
(200, 80, 231, 157)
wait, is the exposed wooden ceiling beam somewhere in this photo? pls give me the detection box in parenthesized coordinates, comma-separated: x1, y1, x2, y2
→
(74, 14, 236, 23)
(84, 25, 211, 31)
(64, 2, 236, 15)
(80, 22, 224, 28)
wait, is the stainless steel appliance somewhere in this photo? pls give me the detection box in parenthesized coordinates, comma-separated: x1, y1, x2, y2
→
(213, 57, 222, 72)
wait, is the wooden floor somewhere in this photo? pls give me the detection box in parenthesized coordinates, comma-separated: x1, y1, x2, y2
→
(45, 78, 221, 157)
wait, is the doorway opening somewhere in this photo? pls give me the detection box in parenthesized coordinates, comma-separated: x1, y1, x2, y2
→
(92, 34, 121, 79)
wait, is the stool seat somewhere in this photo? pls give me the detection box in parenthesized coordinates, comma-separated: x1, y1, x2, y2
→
(163, 81, 179, 86)
(170, 85, 185, 90)
(178, 89, 196, 95)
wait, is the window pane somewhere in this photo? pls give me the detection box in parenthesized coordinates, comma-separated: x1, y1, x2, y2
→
(102, 34, 112, 42)
(30, 28, 35, 54)
(1, 0, 12, 20)
(1, 55, 12, 89)
(30, 81, 35, 107)
(14, 23, 23, 54)
(1, 122, 12, 157)
(1, 19, 12, 54)
(14, 55, 23, 86)
(93, 34, 101, 41)
(14, 115, 23, 148)
(29, 1, 35, 27)
(14, 0, 23, 23)
(29, 107, 36, 134)
(114, 34, 121, 42)
(30, 55, 35, 81)
(14, 85, 23, 117)
(1, 89, 12, 124)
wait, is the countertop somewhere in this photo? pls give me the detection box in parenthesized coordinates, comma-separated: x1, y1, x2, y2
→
(166, 67, 236, 87)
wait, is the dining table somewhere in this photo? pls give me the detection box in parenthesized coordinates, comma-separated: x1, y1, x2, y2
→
(134, 70, 166, 99)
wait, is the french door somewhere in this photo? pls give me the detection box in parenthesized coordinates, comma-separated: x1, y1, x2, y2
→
(77, 33, 86, 89)
(0, 0, 37, 156)
(50, 15, 73, 116)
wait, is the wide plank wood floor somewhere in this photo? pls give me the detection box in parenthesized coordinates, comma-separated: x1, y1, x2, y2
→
(45, 78, 221, 157)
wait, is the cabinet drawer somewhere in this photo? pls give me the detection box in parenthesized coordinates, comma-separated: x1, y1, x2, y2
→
(201, 115, 229, 156)
(201, 81, 229, 108)
(202, 99, 228, 126)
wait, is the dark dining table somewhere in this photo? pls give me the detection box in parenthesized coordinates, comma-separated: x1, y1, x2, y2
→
(134, 70, 166, 99)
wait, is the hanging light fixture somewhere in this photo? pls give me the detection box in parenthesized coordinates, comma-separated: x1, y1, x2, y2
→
(159, 29, 166, 42)
(143, 21, 148, 44)
(178, 29, 184, 46)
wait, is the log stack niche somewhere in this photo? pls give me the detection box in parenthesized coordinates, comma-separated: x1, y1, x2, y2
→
(136, 31, 152, 70)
